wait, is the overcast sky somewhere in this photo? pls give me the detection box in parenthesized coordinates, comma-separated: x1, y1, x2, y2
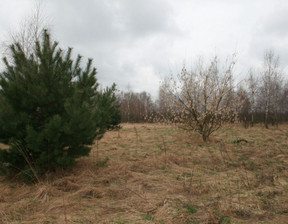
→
(1, 0, 288, 98)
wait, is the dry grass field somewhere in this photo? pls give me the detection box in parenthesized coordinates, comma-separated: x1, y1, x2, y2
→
(0, 123, 288, 223)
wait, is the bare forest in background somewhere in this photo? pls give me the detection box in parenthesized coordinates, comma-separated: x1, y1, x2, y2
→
(118, 50, 288, 130)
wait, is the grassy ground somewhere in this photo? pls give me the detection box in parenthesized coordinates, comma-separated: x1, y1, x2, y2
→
(0, 123, 288, 223)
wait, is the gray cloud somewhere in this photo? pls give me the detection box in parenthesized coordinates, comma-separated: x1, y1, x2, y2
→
(247, 3, 288, 70)
(119, 0, 177, 37)
(44, 0, 180, 97)
(48, 1, 122, 44)
(1, 0, 288, 97)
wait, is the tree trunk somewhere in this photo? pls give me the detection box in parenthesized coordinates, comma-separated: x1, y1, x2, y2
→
(265, 114, 269, 129)
(202, 133, 208, 142)
(275, 112, 279, 128)
(265, 97, 269, 129)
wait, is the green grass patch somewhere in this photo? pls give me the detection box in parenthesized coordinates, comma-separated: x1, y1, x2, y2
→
(186, 205, 197, 214)
(141, 213, 154, 221)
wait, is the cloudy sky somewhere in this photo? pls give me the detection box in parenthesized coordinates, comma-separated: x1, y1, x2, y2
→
(1, 0, 288, 98)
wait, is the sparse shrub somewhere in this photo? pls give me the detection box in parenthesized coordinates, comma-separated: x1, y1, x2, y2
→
(160, 55, 239, 142)
(0, 31, 120, 179)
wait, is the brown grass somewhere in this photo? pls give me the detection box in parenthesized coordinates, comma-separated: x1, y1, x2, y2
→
(0, 123, 288, 223)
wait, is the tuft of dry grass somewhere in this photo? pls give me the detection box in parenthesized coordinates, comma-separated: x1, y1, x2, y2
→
(0, 123, 288, 223)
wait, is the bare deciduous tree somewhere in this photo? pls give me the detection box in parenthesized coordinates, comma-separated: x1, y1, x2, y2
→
(162, 55, 238, 142)
(3, 1, 49, 59)
(260, 50, 282, 128)
(246, 68, 258, 127)
(118, 90, 155, 123)
(237, 85, 250, 128)
(280, 82, 288, 117)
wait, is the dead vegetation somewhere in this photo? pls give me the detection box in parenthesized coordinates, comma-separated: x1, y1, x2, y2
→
(0, 123, 288, 223)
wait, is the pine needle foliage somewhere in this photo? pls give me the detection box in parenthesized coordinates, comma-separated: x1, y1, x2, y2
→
(0, 31, 120, 178)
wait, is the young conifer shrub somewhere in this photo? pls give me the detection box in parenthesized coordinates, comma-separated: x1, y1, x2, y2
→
(0, 31, 120, 178)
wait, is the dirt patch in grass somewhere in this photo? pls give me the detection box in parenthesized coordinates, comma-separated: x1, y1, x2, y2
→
(1, 123, 288, 223)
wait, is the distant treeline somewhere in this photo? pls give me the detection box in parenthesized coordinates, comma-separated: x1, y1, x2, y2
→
(117, 50, 288, 128)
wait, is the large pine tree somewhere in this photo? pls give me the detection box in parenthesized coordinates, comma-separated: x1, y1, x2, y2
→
(0, 31, 120, 178)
